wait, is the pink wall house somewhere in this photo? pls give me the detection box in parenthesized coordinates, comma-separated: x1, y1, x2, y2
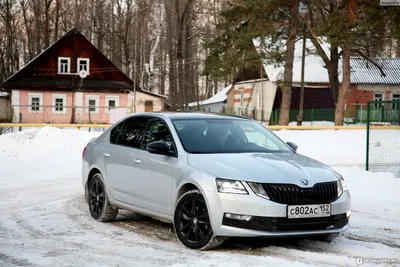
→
(3, 27, 166, 124)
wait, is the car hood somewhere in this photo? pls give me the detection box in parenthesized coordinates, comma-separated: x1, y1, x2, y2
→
(187, 152, 338, 186)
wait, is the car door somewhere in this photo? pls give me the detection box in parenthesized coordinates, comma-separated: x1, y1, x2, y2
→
(102, 116, 149, 205)
(129, 117, 178, 216)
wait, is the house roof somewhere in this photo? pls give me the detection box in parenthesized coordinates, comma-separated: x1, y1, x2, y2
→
(254, 37, 400, 85)
(188, 84, 232, 107)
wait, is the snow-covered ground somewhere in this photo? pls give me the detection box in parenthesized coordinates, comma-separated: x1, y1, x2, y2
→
(1, 127, 399, 267)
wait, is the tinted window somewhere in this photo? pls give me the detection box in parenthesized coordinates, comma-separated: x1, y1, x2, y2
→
(141, 118, 175, 151)
(114, 117, 148, 149)
(172, 118, 291, 154)
(110, 121, 125, 144)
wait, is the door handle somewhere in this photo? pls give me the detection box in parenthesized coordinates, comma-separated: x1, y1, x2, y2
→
(103, 152, 111, 157)
(133, 158, 141, 164)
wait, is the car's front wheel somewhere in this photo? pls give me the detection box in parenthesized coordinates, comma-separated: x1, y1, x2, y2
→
(88, 173, 119, 222)
(173, 189, 224, 250)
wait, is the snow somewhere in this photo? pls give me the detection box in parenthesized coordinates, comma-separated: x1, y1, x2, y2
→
(187, 84, 232, 107)
(1, 126, 400, 267)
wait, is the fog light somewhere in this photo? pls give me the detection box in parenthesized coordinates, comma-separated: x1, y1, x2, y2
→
(346, 210, 351, 218)
(224, 213, 252, 221)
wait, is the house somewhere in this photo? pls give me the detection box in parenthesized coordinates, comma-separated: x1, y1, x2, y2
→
(225, 78, 276, 121)
(226, 38, 400, 123)
(2, 27, 166, 124)
(187, 84, 232, 113)
(0, 92, 12, 123)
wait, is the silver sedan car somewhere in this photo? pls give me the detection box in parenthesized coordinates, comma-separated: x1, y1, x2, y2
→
(82, 112, 351, 250)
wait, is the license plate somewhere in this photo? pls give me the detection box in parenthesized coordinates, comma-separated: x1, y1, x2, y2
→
(287, 204, 331, 218)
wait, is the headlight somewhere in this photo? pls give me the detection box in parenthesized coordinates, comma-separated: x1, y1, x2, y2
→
(216, 178, 248, 194)
(335, 172, 348, 197)
(247, 182, 270, 199)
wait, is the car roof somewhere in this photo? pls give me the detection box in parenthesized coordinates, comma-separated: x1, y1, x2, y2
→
(130, 112, 252, 121)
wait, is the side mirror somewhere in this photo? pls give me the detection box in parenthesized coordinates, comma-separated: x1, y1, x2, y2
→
(147, 141, 176, 156)
(287, 142, 298, 152)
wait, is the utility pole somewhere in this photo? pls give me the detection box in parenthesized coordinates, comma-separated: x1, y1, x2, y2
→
(297, 22, 307, 126)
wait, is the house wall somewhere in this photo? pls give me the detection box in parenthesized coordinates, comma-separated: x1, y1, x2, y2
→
(14, 90, 130, 124)
(345, 85, 400, 119)
(233, 80, 277, 121)
(0, 97, 12, 122)
(198, 102, 225, 113)
(133, 92, 164, 113)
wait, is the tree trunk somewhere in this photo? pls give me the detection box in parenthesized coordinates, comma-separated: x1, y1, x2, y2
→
(335, 46, 351, 126)
(278, 0, 299, 125)
(396, 38, 400, 57)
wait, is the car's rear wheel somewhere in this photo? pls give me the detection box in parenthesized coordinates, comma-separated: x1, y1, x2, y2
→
(174, 189, 224, 250)
(88, 173, 118, 222)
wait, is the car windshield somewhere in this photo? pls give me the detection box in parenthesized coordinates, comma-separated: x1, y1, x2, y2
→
(172, 118, 292, 154)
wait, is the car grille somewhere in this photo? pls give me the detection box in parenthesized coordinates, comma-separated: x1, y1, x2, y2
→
(261, 182, 339, 205)
(222, 214, 348, 232)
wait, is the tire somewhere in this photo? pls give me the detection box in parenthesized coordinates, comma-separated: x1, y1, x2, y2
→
(173, 189, 225, 250)
(311, 233, 339, 242)
(88, 173, 119, 222)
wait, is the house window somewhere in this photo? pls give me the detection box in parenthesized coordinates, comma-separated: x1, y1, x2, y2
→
(89, 100, 96, 112)
(86, 95, 100, 114)
(58, 57, 70, 74)
(374, 93, 383, 108)
(32, 98, 40, 111)
(240, 91, 244, 107)
(28, 93, 43, 113)
(393, 94, 400, 109)
(77, 58, 90, 74)
(105, 95, 120, 113)
(145, 100, 153, 112)
(52, 94, 67, 114)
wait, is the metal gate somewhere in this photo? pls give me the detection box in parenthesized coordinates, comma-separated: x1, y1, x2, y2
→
(366, 100, 400, 176)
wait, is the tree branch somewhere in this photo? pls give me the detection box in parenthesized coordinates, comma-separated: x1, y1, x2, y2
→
(350, 49, 387, 77)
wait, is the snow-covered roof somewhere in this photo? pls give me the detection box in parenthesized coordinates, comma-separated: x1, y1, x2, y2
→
(188, 84, 232, 107)
(350, 58, 400, 84)
(254, 37, 400, 85)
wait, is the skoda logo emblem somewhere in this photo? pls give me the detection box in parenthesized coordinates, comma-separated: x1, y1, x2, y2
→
(301, 179, 309, 185)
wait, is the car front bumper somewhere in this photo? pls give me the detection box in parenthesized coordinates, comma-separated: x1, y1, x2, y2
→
(203, 189, 351, 237)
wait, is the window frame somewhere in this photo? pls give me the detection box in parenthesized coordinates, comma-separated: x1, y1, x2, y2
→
(58, 57, 71, 74)
(52, 93, 67, 114)
(85, 95, 100, 114)
(239, 90, 244, 107)
(105, 95, 120, 113)
(28, 93, 43, 113)
(392, 93, 400, 109)
(373, 93, 383, 109)
(77, 58, 90, 75)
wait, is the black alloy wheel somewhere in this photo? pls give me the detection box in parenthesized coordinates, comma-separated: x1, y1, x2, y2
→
(88, 173, 118, 222)
(89, 176, 105, 219)
(174, 190, 214, 249)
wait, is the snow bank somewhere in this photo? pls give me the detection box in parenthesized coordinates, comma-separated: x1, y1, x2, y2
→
(274, 130, 366, 166)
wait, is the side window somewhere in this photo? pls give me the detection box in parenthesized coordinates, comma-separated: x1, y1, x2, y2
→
(110, 121, 125, 144)
(115, 117, 148, 149)
(141, 118, 174, 150)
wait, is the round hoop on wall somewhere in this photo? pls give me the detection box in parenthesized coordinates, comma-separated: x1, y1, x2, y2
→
(79, 70, 88, 79)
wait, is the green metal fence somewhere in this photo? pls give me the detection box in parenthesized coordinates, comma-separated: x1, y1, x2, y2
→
(366, 100, 400, 176)
(269, 109, 336, 125)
